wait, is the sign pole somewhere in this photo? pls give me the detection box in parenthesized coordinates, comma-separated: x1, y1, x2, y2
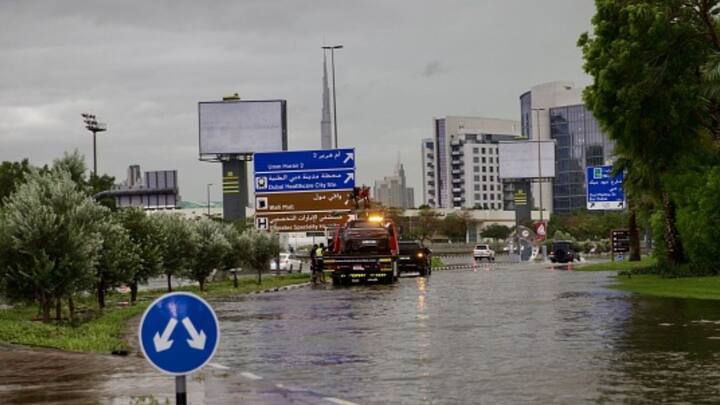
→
(176, 375, 187, 405)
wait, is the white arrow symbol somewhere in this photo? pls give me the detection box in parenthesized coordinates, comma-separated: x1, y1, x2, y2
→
(182, 317, 207, 350)
(153, 318, 177, 352)
(344, 172, 354, 184)
(343, 152, 354, 164)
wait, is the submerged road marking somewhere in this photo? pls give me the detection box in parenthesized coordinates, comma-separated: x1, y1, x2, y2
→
(324, 397, 361, 405)
(240, 371, 263, 380)
(208, 362, 230, 370)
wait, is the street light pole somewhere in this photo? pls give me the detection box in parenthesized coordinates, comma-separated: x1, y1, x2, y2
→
(81, 113, 107, 178)
(322, 45, 343, 148)
(207, 183, 213, 218)
(532, 108, 547, 260)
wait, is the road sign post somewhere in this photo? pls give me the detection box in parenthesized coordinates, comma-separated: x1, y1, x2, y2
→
(139, 292, 220, 405)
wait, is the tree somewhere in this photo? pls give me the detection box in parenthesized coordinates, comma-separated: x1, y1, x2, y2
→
(221, 223, 252, 273)
(248, 231, 280, 284)
(188, 219, 230, 292)
(481, 224, 512, 241)
(0, 169, 103, 322)
(0, 159, 33, 206)
(154, 214, 198, 292)
(95, 216, 140, 308)
(579, 0, 717, 265)
(411, 207, 440, 243)
(117, 208, 164, 303)
(441, 211, 474, 243)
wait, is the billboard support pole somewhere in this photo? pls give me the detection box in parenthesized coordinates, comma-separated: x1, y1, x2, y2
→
(533, 108, 547, 261)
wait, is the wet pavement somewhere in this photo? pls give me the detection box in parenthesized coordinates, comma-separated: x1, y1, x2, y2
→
(4, 261, 720, 404)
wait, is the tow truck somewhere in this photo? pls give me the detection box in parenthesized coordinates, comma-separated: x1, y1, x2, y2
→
(322, 187, 400, 285)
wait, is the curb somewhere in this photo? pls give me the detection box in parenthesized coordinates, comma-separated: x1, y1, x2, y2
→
(250, 282, 312, 294)
(434, 264, 475, 271)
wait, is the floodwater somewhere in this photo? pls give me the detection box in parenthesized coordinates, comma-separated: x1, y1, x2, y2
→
(212, 262, 720, 404)
(3, 261, 720, 404)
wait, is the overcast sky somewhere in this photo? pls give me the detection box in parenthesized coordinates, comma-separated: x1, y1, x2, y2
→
(0, 0, 595, 203)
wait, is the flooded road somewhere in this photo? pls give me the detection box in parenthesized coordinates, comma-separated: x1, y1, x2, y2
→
(213, 262, 720, 404)
(4, 262, 720, 404)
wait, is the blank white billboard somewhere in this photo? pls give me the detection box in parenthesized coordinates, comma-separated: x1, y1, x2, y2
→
(499, 141, 555, 179)
(199, 100, 287, 156)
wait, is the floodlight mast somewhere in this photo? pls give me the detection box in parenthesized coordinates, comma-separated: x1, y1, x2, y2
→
(81, 113, 107, 177)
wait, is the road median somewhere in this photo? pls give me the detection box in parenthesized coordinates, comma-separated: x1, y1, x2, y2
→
(0, 273, 310, 354)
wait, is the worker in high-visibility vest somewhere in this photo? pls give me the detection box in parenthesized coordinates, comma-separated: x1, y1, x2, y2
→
(314, 243, 326, 284)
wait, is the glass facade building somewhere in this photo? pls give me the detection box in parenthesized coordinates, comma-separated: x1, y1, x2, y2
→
(549, 105, 614, 213)
(520, 91, 532, 139)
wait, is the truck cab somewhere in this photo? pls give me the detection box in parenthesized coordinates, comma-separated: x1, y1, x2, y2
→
(398, 240, 431, 276)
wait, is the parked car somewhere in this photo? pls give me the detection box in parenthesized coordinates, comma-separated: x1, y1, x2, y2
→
(398, 240, 432, 277)
(473, 244, 495, 261)
(549, 240, 580, 263)
(270, 253, 304, 272)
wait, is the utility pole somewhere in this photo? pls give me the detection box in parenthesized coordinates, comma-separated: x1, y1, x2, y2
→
(532, 108, 547, 260)
(207, 183, 213, 218)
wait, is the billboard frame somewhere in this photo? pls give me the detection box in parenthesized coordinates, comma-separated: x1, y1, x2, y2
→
(198, 99, 288, 162)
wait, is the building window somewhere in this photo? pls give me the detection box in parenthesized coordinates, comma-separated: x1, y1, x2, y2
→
(482, 157, 486, 163)
(474, 175, 480, 181)
(482, 167, 486, 173)
(490, 185, 494, 191)
(490, 194, 495, 200)
(473, 157, 479, 163)
(482, 147, 486, 154)
(483, 193, 487, 200)
(474, 166, 479, 173)
(497, 193, 502, 200)
(474, 184, 480, 191)
(483, 185, 487, 191)
(490, 176, 495, 182)
(483, 175, 487, 181)
(489, 167, 493, 173)
(475, 193, 481, 200)
(489, 157, 494, 163)
(473, 147, 479, 154)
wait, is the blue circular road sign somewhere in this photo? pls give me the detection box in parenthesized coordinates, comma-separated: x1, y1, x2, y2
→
(138, 292, 220, 375)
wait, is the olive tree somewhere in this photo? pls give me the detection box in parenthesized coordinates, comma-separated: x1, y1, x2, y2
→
(188, 219, 230, 292)
(0, 169, 103, 322)
(154, 214, 198, 292)
(95, 216, 141, 308)
(116, 208, 164, 303)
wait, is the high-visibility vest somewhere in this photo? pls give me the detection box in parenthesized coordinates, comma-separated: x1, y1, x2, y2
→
(315, 247, 324, 258)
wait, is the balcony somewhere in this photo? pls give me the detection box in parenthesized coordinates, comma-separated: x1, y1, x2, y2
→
(451, 160, 463, 165)
(451, 169, 464, 175)
(451, 178, 462, 184)
(426, 172, 434, 177)
(450, 140, 462, 146)
(426, 153, 434, 159)
(452, 187, 463, 193)
(451, 150, 462, 156)
(453, 196, 465, 202)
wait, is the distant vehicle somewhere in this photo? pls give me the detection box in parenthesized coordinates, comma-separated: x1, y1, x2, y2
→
(473, 244, 495, 261)
(549, 240, 580, 263)
(398, 240, 432, 277)
(270, 253, 303, 272)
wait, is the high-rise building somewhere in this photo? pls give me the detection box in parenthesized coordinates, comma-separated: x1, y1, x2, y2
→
(422, 116, 521, 209)
(520, 82, 615, 214)
(320, 53, 332, 149)
(373, 160, 415, 209)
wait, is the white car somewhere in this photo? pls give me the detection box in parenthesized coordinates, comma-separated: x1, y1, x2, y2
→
(473, 244, 495, 261)
(270, 253, 304, 272)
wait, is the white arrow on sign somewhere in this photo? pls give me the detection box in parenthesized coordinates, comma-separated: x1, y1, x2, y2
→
(182, 317, 207, 350)
(153, 318, 178, 352)
(343, 152, 354, 164)
(344, 172, 354, 184)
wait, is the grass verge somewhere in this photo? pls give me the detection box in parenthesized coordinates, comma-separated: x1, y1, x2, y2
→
(0, 273, 309, 353)
(431, 256, 445, 268)
(575, 256, 656, 272)
(612, 274, 720, 300)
